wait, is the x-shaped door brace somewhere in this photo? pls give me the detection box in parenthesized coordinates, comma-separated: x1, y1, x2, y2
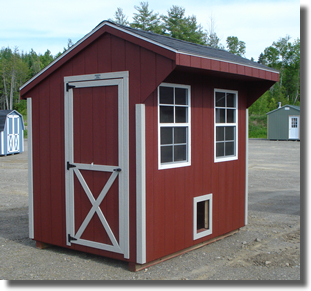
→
(72, 165, 122, 253)
(8, 134, 19, 152)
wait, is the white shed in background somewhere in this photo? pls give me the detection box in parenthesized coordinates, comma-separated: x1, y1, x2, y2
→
(0, 110, 25, 155)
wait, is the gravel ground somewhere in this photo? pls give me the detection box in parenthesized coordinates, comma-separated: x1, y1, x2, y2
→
(0, 139, 301, 282)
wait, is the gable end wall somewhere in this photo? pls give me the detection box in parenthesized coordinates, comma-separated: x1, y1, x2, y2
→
(22, 32, 175, 263)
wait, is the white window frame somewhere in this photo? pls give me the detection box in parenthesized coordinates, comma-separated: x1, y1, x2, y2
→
(158, 83, 191, 170)
(193, 194, 213, 240)
(214, 89, 238, 163)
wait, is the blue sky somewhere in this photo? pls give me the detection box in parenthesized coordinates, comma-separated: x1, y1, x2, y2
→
(1, 0, 301, 60)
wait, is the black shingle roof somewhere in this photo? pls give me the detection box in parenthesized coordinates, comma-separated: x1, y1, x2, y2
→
(97, 21, 278, 73)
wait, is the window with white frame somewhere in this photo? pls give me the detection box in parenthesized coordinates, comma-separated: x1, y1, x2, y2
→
(214, 89, 238, 162)
(193, 194, 213, 240)
(158, 83, 191, 169)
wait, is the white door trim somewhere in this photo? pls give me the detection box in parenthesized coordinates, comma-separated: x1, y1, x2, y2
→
(64, 71, 129, 259)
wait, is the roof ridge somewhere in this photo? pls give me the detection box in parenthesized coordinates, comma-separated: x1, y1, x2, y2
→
(110, 20, 234, 54)
(113, 21, 216, 47)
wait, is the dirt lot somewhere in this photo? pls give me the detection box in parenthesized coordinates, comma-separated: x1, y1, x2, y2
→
(0, 139, 301, 281)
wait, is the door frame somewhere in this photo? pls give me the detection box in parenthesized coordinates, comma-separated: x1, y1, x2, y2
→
(288, 115, 300, 140)
(64, 71, 129, 259)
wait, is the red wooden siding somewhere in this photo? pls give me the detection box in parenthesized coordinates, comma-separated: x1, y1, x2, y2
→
(23, 32, 175, 262)
(73, 86, 119, 245)
(176, 53, 279, 82)
(145, 70, 247, 262)
(31, 77, 66, 247)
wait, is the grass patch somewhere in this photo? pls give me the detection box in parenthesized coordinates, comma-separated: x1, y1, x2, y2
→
(249, 115, 267, 138)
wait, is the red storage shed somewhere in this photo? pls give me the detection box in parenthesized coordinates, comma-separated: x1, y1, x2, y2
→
(20, 21, 279, 271)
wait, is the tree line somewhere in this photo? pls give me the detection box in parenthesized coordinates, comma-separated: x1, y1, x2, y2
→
(111, 3, 246, 56)
(0, 1, 300, 118)
(251, 36, 300, 115)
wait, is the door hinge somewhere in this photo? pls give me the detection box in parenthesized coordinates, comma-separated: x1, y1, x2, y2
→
(113, 168, 122, 172)
(66, 83, 76, 92)
(67, 161, 76, 170)
(68, 234, 77, 243)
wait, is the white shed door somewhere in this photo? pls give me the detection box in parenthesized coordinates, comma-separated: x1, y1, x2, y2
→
(7, 114, 19, 153)
(289, 116, 299, 140)
(64, 72, 129, 259)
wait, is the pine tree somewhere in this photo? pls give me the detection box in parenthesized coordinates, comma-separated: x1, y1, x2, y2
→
(226, 36, 246, 57)
(110, 7, 129, 26)
(162, 5, 206, 45)
(130, 2, 163, 33)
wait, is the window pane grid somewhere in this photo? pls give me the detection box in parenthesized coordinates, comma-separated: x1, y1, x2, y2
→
(215, 90, 237, 161)
(159, 84, 190, 167)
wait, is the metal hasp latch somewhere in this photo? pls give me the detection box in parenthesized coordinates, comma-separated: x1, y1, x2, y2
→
(68, 234, 77, 243)
(67, 161, 76, 170)
(114, 168, 122, 172)
(66, 83, 76, 92)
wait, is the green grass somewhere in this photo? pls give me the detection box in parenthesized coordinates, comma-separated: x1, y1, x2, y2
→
(249, 115, 267, 138)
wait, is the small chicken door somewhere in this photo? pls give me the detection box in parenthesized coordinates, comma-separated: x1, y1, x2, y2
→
(64, 72, 129, 259)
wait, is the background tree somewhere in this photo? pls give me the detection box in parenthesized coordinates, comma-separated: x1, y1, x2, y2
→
(0, 47, 29, 110)
(226, 36, 246, 57)
(206, 32, 224, 49)
(205, 15, 224, 49)
(110, 7, 129, 26)
(162, 5, 206, 45)
(130, 2, 163, 33)
(257, 36, 300, 108)
(0, 47, 56, 111)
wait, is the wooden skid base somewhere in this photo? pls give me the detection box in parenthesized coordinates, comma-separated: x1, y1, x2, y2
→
(35, 241, 52, 249)
(129, 229, 239, 272)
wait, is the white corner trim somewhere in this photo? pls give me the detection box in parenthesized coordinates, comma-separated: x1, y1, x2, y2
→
(27, 98, 34, 239)
(136, 104, 146, 264)
(245, 109, 249, 226)
(0, 131, 3, 155)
